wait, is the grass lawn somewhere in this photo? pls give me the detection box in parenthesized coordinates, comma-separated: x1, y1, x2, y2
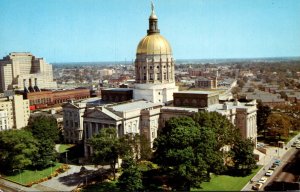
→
(193, 166, 262, 191)
(5, 163, 62, 185)
(58, 144, 74, 153)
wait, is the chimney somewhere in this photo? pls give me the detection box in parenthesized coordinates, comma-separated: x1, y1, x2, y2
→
(23, 79, 29, 93)
(34, 78, 40, 92)
(28, 78, 35, 92)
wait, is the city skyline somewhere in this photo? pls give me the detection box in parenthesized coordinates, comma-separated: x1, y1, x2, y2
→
(0, 0, 299, 63)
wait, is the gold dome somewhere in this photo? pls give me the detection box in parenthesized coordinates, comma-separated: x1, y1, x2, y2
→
(137, 34, 172, 55)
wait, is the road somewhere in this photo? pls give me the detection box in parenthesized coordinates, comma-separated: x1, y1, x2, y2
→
(264, 148, 300, 191)
(242, 132, 300, 191)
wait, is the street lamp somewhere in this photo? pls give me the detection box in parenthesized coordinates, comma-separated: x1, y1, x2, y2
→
(50, 161, 53, 175)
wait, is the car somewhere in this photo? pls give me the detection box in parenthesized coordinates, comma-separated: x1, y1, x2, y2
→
(292, 142, 297, 147)
(296, 145, 300, 149)
(252, 183, 263, 190)
(295, 140, 300, 144)
(265, 170, 274, 176)
(273, 160, 281, 166)
(258, 176, 268, 183)
(257, 142, 265, 148)
(269, 165, 277, 170)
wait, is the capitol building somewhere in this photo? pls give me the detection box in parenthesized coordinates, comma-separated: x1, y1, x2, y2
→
(62, 5, 257, 158)
(134, 5, 178, 103)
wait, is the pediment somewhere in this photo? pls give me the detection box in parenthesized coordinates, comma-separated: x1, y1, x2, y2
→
(84, 109, 118, 121)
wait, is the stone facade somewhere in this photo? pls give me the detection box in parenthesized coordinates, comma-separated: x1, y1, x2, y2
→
(0, 95, 30, 129)
(173, 91, 219, 108)
(101, 88, 133, 102)
(0, 52, 57, 92)
(0, 109, 9, 131)
(62, 102, 87, 143)
(82, 100, 162, 157)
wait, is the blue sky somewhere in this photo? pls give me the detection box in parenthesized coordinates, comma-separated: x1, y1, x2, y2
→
(0, 0, 299, 62)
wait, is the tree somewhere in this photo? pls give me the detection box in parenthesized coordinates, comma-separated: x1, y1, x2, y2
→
(89, 128, 130, 180)
(26, 115, 59, 169)
(26, 115, 59, 143)
(120, 133, 152, 161)
(257, 102, 271, 138)
(231, 138, 257, 175)
(266, 113, 292, 139)
(153, 117, 208, 190)
(0, 130, 38, 173)
(117, 157, 143, 191)
(193, 111, 239, 148)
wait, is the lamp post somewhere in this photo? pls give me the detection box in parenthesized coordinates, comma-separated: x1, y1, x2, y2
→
(65, 151, 68, 164)
(50, 161, 53, 175)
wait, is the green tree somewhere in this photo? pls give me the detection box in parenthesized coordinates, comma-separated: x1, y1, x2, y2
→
(266, 113, 292, 139)
(153, 117, 208, 190)
(120, 133, 152, 161)
(231, 138, 257, 175)
(27, 115, 59, 143)
(89, 128, 130, 180)
(0, 130, 38, 173)
(26, 115, 59, 169)
(193, 111, 239, 148)
(117, 157, 143, 191)
(257, 102, 271, 138)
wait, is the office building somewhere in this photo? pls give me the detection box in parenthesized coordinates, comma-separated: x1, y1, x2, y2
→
(0, 52, 57, 92)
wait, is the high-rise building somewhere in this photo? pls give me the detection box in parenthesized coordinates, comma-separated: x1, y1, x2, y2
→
(0, 52, 57, 92)
(133, 4, 178, 103)
(0, 95, 30, 130)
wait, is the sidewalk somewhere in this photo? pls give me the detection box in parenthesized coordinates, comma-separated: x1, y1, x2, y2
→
(30, 165, 99, 191)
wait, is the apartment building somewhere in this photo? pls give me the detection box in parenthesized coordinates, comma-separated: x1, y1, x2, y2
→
(0, 95, 30, 129)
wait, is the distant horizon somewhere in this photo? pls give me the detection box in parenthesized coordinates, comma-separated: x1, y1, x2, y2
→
(1, 0, 300, 62)
(51, 56, 300, 65)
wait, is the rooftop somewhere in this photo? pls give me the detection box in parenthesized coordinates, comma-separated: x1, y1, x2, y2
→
(175, 90, 219, 96)
(110, 100, 162, 112)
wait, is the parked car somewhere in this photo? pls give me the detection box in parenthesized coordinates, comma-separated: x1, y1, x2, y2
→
(259, 176, 268, 183)
(273, 160, 281, 166)
(269, 165, 277, 170)
(257, 142, 265, 148)
(296, 145, 300, 149)
(265, 170, 274, 176)
(292, 142, 297, 147)
(252, 183, 263, 190)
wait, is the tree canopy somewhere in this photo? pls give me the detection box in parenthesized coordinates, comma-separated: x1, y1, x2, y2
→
(26, 115, 59, 169)
(266, 113, 292, 139)
(153, 117, 208, 190)
(257, 102, 271, 137)
(117, 157, 143, 191)
(88, 128, 130, 180)
(26, 115, 59, 143)
(0, 130, 38, 173)
(231, 138, 257, 175)
(153, 112, 256, 190)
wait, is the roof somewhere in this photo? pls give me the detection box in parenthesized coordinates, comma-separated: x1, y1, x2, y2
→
(102, 88, 133, 92)
(175, 90, 219, 96)
(110, 100, 162, 112)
